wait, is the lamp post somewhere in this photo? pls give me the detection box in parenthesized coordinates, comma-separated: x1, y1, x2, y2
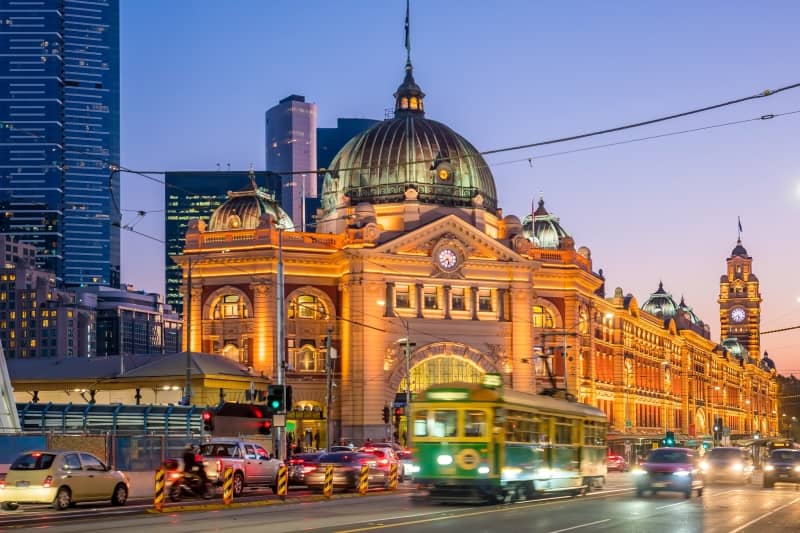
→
(183, 256, 194, 406)
(275, 227, 286, 461)
(392, 311, 413, 446)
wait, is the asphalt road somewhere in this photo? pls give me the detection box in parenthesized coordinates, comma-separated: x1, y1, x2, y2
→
(2, 473, 799, 532)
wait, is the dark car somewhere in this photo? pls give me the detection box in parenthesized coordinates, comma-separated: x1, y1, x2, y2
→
(303, 452, 387, 492)
(633, 447, 704, 498)
(607, 454, 628, 472)
(700, 447, 753, 484)
(762, 449, 800, 488)
(288, 452, 324, 485)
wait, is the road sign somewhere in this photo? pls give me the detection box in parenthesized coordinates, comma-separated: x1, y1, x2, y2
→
(273, 414, 286, 427)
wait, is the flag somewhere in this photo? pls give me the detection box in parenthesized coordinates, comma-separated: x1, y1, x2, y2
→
(738, 216, 743, 233)
(404, 0, 410, 56)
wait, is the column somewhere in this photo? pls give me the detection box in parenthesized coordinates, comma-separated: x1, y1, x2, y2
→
(384, 282, 395, 317)
(443, 285, 451, 320)
(470, 287, 478, 320)
(250, 282, 271, 373)
(415, 283, 423, 318)
(497, 288, 506, 321)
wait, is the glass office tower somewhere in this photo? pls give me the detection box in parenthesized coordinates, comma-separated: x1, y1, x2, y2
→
(0, 0, 120, 287)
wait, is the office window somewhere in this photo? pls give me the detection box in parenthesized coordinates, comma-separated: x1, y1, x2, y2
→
(478, 290, 492, 312)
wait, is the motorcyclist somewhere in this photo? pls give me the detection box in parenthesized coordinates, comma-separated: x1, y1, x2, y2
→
(182, 444, 208, 490)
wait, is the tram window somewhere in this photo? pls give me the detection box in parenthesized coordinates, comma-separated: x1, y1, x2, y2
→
(413, 410, 429, 437)
(432, 410, 458, 437)
(464, 410, 487, 437)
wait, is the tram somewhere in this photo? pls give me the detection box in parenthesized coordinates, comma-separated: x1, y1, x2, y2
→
(410, 379, 608, 503)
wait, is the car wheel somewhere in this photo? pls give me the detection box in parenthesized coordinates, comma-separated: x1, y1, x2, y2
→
(232, 472, 244, 497)
(697, 487, 703, 497)
(1, 502, 19, 511)
(684, 489, 691, 499)
(53, 487, 72, 510)
(111, 483, 128, 506)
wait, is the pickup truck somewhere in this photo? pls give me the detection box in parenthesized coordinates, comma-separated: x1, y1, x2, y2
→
(199, 439, 283, 497)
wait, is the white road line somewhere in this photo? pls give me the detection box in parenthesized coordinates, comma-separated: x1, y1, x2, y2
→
(655, 500, 688, 510)
(546, 519, 611, 533)
(726, 496, 800, 533)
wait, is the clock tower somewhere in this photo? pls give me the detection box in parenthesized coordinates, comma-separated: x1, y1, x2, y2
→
(718, 238, 762, 360)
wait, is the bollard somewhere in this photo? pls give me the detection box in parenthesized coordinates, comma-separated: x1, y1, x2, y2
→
(154, 467, 165, 512)
(358, 463, 369, 495)
(277, 464, 288, 500)
(223, 466, 234, 505)
(389, 462, 398, 490)
(323, 463, 334, 498)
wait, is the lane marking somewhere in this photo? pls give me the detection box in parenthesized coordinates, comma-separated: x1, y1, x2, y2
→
(655, 501, 688, 510)
(726, 496, 800, 533)
(546, 519, 611, 533)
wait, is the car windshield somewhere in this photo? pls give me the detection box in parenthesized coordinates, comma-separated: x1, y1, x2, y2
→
(771, 450, 799, 461)
(11, 452, 56, 470)
(648, 449, 690, 463)
(708, 448, 742, 460)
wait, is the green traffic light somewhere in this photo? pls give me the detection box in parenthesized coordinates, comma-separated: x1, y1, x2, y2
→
(270, 400, 280, 409)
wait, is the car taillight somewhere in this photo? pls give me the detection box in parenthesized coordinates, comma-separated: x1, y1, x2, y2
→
(169, 471, 181, 480)
(378, 459, 389, 465)
(42, 475, 53, 488)
(216, 460, 222, 473)
(0, 479, 5, 489)
(302, 465, 317, 474)
(290, 458, 303, 465)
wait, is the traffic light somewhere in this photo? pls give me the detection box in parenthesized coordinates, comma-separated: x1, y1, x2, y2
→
(382, 405, 390, 424)
(285, 385, 293, 412)
(267, 384, 285, 412)
(258, 419, 273, 435)
(202, 410, 214, 432)
(394, 406, 405, 417)
(664, 431, 675, 447)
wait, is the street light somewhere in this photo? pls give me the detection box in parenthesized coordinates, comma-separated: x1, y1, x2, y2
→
(392, 310, 414, 445)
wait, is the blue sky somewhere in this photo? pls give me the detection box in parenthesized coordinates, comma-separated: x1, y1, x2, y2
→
(119, 1, 800, 373)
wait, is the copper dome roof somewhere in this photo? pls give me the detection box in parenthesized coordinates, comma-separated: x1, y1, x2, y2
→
(522, 197, 571, 249)
(320, 64, 497, 214)
(641, 282, 679, 318)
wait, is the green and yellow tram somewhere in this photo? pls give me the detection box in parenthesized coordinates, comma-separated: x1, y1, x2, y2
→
(410, 381, 608, 503)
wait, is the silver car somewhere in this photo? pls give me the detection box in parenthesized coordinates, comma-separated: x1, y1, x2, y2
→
(304, 452, 387, 492)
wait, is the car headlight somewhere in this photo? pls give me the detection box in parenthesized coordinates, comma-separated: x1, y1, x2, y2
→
(673, 470, 691, 477)
(765, 465, 775, 471)
(631, 468, 647, 476)
(700, 461, 709, 471)
(478, 466, 491, 475)
(731, 462, 743, 472)
(437, 454, 453, 466)
(794, 465, 800, 473)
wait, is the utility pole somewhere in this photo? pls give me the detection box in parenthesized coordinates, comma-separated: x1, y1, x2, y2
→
(183, 256, 193, 406)
(325, 325, 334, 451)
(275, 228, 286, 461)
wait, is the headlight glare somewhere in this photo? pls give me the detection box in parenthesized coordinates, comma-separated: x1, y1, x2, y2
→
(673, 470, 690, 477)
(765, 465, 775, 471)
(478, 466, 490, 475)
(436, 454, 453, 466)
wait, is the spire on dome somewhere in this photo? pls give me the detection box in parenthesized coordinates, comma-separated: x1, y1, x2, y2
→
(394, 0, 425, 117)
(248, 162, 257, 190)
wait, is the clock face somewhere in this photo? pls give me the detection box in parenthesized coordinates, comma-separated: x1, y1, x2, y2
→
(437, 248, 458, 271)
(730, 307, 746, 323)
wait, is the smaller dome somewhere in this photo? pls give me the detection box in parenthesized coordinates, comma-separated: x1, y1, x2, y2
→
(577, 246, 591, 259)
(731, 238, 749, 258)
(760, 351, 776, 371)
(642, 281, 678, 318)
(677, 296, 702, 325)
(522, 197, 570, 249)
(209, 186, 294, 232)
(722, 336, 753, 364)
(503, 215, 522, 236)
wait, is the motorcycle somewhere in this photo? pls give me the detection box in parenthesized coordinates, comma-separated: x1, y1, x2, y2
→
(168, 470, 215, 501)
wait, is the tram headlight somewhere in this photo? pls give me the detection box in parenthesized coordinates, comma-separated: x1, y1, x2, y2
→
(673, 470, 690, 477)
(536, 467, 552, 478)
(502, 467, 521, 480)
(478, 465, 491, 475)
(437, 454, 454, 466)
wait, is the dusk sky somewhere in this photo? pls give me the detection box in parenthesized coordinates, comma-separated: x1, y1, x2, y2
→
(119, 1, 800, 373)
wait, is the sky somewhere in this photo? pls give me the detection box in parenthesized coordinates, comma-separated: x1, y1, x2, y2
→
(119, 1, 800, 374)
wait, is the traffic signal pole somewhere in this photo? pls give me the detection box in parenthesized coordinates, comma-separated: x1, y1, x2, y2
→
(275, 228, 286, 461)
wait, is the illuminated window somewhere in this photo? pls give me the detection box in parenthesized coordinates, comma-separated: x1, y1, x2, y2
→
(409, 96, 418, 110)
(451, 288, 465, 311)
(395, 286, 410, 309)
(30, 339, 36, 347)
(213, 294, 247, 319)
(400, 97, 409, 109)
(423, 287, 438, 309)
(288, 294, 328, 320)
(532, 305, 554, 329)
(478, 290, 492, 312)
(67, 310, 73, 318)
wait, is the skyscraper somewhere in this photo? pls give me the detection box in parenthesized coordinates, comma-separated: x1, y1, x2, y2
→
(0, 0, 120, 287)
(265, 95, 316, 231)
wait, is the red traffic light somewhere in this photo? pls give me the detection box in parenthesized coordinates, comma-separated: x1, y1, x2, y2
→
(394, 407, 405, 416)
(259, 419, 273, 435)
(202, 411, 212, 422)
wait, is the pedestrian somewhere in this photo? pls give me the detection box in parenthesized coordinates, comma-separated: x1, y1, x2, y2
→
(314, 430, 320, 450)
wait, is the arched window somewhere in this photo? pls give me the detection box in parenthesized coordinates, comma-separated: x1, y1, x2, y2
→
(288, 294, 328, 320)
(213, 294, 250, 319)
(409, 96, 419, 110)
(400, 97, 409, 109)
(532, 305, 554, 329)
(293, 344, 323, 373)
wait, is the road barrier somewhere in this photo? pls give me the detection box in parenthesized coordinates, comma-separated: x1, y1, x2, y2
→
(389, 463, 398, 490)
(358, 463, 368, 495)
(154, 467, 165, 512)
(277, 464, 288, 500)
(323, 464, 334, 498)
(223, 466, 234, 505)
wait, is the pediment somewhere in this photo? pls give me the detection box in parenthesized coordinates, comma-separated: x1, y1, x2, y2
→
(373, 214, 524, 264)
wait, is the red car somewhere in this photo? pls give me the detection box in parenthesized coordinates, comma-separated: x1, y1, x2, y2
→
(633, 447, 704, 498)
(607, 454, 628, 472)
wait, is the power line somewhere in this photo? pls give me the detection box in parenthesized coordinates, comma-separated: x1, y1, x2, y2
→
(762, 325, 800, 335)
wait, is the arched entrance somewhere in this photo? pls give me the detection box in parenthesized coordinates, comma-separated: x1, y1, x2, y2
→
(387, 341, 501, 396)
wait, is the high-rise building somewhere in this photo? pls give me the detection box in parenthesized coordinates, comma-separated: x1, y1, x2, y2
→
(164, 170, 281, 314)
(265, 95, 317, 231)
(0, 0, 120, 287)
